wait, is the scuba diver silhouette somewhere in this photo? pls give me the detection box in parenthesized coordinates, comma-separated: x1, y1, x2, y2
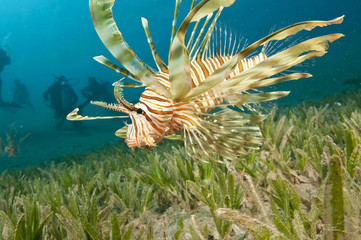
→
(12, 78, 33, 109)
(0, 47, 10, 103)
(0, 46, 23, 110)
(44, 75, 78, 128)
(77, 76, 113, 111)
(0, 47, 23, 109)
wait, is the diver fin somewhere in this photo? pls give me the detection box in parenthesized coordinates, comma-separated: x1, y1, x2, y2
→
(0, 101, 23, 109)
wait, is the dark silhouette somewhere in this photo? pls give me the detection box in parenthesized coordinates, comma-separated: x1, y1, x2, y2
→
(0, 47, 10, 103)
(0, 47, 22, 109)
(44, 75, 78, 128)
(78, 76, 113, 110)
(343, 77, 361, 87)
(12, 79, 33, 108)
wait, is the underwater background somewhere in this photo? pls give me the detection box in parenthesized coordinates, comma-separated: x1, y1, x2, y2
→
(0, 0, 360, 171)
(0, 0, 361, 239)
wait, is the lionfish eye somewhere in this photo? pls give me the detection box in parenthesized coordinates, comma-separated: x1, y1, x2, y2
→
(136, 108, 143, 114)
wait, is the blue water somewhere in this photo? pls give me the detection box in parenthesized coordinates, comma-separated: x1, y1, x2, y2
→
(0, 0, 360, 171)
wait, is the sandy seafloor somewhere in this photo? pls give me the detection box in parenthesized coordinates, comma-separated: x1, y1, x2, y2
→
(0, 105, 122, 172)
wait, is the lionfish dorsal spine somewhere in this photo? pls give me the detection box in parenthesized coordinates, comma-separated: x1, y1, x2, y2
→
(183, 16, 344, 101)
(187, 15, 206, 56)
(89, 0, 172, 99)
(200, 8, 223, 60)
(168, 0, 236, 101)
(169, 0, 182, 53)
(141, 18, 168, 73)
(93, 55, 136, 81)
(220, 34, 344, 94)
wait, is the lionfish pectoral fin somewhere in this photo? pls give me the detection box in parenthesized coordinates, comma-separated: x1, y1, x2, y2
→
(89, 0, 172, 99)
(184, 109, 264, 161)
(184, 16, 344, 100)
(221, 34, 343, 92)
(246, 73, 312, 90)
(169, 36, 192, 101)
(115, 79, 145, 88)
(169, 0, 236, 101)
(164, 134, 183, 141)
(227, 91, 290, 105)
(93, 56, 137, 81)
(115, 126, 127, 138)
(66, 108, 129, 121)
(141, 18, 168, 72)
(190, 0, 236, 23)
(236, 16, 344, 63)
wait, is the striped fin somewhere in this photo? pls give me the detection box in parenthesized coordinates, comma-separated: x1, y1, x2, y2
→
(169, 0, 182, 52)
(93, 56, 136, 81)
(183, 16, 344, 100)
(117, 81, 145, 88)
(184, 109, 265, 161)
(188, 14, 212, 56)
(189, 74, 311, 110)
(115, 127, 180, 140)
(221, 34, 344, 92)
(187, 21, 200, 50)
(169, 0, 234, 101)
(227, 91, 290, 105)
(199, 8, 223, 59)
(67, 108, 129, 121)
(164, 134, 183, 140)
(89, 0, 171, 99)
(185, 0, 199, 49)
(115, 126, 127, 138)
(235, 16, 344, 64)
(191, 0, 236, 22)
(246, 73, 312, 89)
(141, 18, 168, 72)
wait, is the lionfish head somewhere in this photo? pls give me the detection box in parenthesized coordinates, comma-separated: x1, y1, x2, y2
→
(100, 81, 164, 150)
(123, 106, 158, 149)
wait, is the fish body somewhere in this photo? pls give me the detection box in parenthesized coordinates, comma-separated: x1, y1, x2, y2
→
(68, 0, 344, 160)
(126, 51, 267, 149)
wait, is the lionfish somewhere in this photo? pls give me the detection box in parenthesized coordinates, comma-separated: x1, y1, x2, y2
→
(68, 0, 343, 160)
